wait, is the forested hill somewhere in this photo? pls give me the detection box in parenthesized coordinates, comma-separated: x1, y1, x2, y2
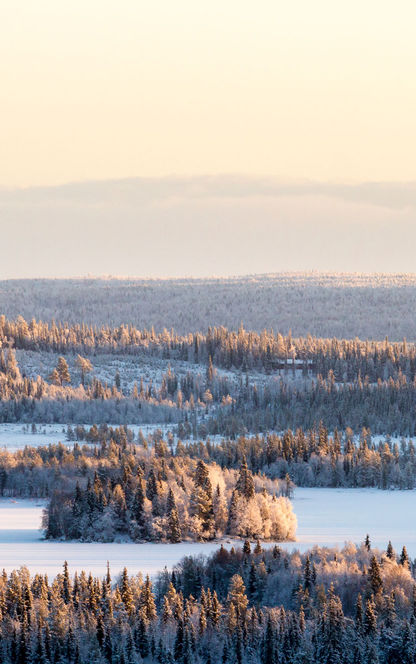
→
(1, 273, 416, 339)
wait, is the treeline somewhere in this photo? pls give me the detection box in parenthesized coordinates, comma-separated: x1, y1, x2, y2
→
(181, 425, 416, 489)
(4, 342, 416, 435)
(3, 315, 416, 382)
(68, 423, 416, 490)
(197, 373, 416, 436)
(1, 540, 416, 663)
(4, 316, 416, 435)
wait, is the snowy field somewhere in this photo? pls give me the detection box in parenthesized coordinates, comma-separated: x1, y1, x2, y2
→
(0, 488, 415, 577)
(0, 424, 69, 450)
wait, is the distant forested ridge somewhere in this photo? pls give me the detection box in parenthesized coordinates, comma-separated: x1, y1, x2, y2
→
(2, 272, 416, 339)
(0, 540, 415, 663)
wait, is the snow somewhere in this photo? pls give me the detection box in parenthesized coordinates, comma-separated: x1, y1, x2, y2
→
(0, 488, 415, 577)
(0, 424, 69, 451)
(279, 487, 416, 556)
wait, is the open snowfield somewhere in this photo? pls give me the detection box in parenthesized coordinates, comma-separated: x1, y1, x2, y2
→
(0, 488, 415, 577)
(0, 424, 69, 451)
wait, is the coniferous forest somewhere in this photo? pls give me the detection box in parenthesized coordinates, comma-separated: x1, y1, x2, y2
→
(2, 307, 416, 662)
(0, 540, 415, 663)
(4, 0, 416, 654)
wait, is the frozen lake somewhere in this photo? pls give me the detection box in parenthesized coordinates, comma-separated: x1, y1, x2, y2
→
(0, 487, 415, 577)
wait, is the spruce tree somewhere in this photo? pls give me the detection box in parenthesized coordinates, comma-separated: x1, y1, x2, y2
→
(400, 545, 410, 567)
(235, 455, 255, 499)
(168, 507, 182, 543)
(368, 556, 383, 595)
(136, 616, 149, 658)
(138, 575, 157, 622)
(243, 540, 251, 556)
(174, 619, 184, 662)
(364, 598, 377, 635)
(120, 568, 134, 616)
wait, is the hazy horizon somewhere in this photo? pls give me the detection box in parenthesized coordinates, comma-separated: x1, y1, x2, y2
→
(1, 174, 415, 279)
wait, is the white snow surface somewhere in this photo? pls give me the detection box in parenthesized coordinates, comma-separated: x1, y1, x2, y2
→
(0, 424, 69, 451)
(0, 488, 415, 577)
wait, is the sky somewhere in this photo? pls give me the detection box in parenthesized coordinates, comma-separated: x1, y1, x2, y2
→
(1, 2, 415, 277)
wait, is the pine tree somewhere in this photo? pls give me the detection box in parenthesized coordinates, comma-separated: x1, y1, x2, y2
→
(192, 461, 214, 536)
(17, 619, 29, 664)
(213, 484, 228, 535)
(243, 540, 251, 556)
(234, 625, 243, 664)
(254, 539, 262, 555)
(199, 605, 207, 635)
(132, 479, 146, 537)
(96, 613, 105, 648)
(146, 468, 158, 501)
(76, 355, 93, 386)
(263, 616, 275, 664)
(56, 356, 71, 385)
(355, 594, 363, 632)
(104, 631, 113, 663)
(227, 575, 248, 626)
(210, 591, 220, 629)
(248, 561, 257, 600)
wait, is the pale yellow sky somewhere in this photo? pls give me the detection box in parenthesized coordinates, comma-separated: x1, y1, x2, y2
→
(1, 1, 415, 187)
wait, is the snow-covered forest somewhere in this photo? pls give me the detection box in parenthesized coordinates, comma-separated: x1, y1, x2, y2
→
(2, 299, 416, 662)
(2, 314, 416, 435)
(2, 273, 416, 338)
(44, 451, 296, 544)
(0, 540, 415, 664)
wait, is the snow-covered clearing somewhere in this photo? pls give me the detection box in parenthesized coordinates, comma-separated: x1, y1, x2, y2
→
(0, 423, 180, 451)
(0, 424, 69, 451)
(0, 488, 415, 577)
